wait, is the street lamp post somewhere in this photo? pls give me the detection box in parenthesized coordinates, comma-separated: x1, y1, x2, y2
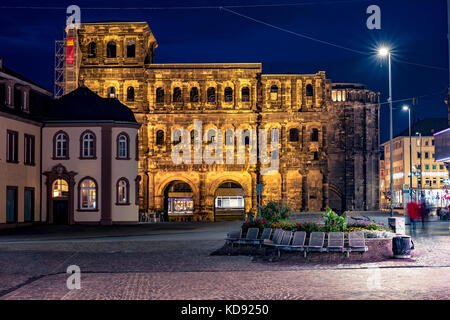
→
(402, 105, 413, 201)
(417, 132, 423, 201)
(379, 47, 394, 216)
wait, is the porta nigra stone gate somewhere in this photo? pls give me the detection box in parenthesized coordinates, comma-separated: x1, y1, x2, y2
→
(71, 21, 380, 221)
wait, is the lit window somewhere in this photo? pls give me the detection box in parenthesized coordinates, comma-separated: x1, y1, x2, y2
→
(52, 179, 68, 198)
(117, 179, 129, 204)
(80, 178, 97, 209)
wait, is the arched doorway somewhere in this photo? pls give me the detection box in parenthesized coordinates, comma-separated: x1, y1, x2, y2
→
(52, 179, 69, 224)
(214, 181, 245, 221)
(164, 181, 194, 222)
(43, 164, 77, 225)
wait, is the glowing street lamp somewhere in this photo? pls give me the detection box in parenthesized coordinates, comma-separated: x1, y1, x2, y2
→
(378, 46, 394, 216)
(402, 105, 413, 201)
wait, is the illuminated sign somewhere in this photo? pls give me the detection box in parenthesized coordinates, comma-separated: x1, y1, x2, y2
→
(66, 37, 74, 65)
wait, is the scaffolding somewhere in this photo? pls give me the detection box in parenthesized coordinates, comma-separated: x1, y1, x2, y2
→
(54, 27, 81, 98)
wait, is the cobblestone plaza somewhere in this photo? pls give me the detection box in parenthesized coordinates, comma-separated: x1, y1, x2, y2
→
(1, 218, 450, 300)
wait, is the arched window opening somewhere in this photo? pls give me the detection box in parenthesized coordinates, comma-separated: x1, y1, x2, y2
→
(79, 178, 97, 210)
(55, 132, 68, 158)
(117, 178, 129, 204)
(52, 179, 68, 198)
(313, 152, 319, 160)
(224, 87, 233, 102)
(289, 128, 299, 142)
(306, 84, 314, 97)
(207, 87, 216, 103)
(156, 87, 164, 103)
(126, 41, 135, 58)
(225, 129, 234, 146)
(173, 87, 182, 103)
(87, 42, 96, 58)
(173, 129, 182, 144)
(117, 134, 129, 159)
(107, 41, 116, 58)
(311, 128, 319, 142)
(190, 87, 199, 103)
(190, 130, 199, 145)
(156, 130, 165, 145)
(127, 86, 135, 101)
(81, 132, 95, 158)
(241, 87, 250, 102)
(206, 129, 216, 144)
(270, 85, 278, 101)
(107, 87, 116, 99)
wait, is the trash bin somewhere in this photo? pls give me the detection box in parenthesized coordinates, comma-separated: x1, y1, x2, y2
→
(392, 236, 414, 259)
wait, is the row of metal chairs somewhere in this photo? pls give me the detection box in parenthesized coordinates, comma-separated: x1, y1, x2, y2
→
(226, 228, 368, 257)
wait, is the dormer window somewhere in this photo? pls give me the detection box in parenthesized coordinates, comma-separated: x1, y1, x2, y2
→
(7, 85, 12, 106)
(22, 91, 28, 112)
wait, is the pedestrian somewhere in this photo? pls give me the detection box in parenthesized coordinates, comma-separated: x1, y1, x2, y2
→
(406, 200, 419, 234)
(419, 199, 429, 230)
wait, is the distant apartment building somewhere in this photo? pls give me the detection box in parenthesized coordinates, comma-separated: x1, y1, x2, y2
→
(434, 97, 450, 190)
(380, 118, 450, 208)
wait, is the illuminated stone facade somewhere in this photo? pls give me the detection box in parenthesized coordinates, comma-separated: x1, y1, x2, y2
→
(74, 21, 380, 221)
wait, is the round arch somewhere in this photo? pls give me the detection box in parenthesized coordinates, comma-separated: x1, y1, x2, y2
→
(212, 179, 247, 222)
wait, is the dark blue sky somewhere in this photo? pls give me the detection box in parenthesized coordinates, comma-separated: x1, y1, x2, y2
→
(0, 0, 448, 142)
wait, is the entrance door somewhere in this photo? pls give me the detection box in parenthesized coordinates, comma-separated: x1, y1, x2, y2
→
(53, 200, 68, 224)
(6, 187, 17, 223)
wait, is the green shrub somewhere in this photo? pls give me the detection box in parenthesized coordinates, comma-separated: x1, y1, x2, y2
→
(257, 200, 293, 223)
(322, 207, 346, 232)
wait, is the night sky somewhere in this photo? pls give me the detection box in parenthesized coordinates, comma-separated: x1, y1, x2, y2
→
(0, 0, 448, 142)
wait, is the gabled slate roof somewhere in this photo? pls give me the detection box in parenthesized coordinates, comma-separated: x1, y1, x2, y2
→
(45, 86, 137, 123)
